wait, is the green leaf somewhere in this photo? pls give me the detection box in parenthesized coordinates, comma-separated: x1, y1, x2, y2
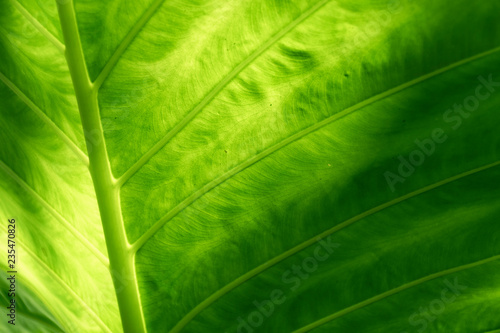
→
(1, 0, 500, 332)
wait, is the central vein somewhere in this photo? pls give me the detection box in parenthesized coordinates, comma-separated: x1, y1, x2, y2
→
(56, 1, 146, 332)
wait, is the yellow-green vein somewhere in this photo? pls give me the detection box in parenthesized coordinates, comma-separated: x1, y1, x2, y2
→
(116, 0, 331, 187)
(57, 1, 146, 332)
(167, 159, 500, 332)
(0, 159, 108, 266)
(131, 45, 500, 253)
(0, 71, 88, 165)
(20, 241, 112, 333)
(8, 273, 66, 332)
(92, 0, 167, 90)
(292, 255, 500, 332)
(8, 0, 65, 52)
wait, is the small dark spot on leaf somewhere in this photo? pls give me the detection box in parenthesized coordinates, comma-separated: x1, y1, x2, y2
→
(344, 73, 349, 77)
(224, 150, 227, 153)
(270, 104, 272, 106)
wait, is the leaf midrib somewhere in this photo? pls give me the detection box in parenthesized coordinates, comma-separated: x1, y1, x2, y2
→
(48, 1, 500, 331)
(57, 1, 147, 332)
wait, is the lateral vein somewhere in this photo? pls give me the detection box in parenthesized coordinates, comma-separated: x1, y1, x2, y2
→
(12, 310, 64, 333)
(292, 254, 500, 332)
(0, 72, 89, 166)
(131, 45, 500, 254)
(116, 0, 331, 187)
(12, 275, 70, 332)
(20, 242, 113, 333)
(8, 0, 65, 52)
(93, 0, 167, 90)
(0, 160, 109, 267)
(167, 159, 500, 333)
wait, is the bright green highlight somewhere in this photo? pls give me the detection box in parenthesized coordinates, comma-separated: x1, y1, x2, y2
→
(1, 0, 500, 332)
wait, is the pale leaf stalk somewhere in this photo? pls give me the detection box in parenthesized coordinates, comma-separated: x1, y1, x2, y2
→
(56, 1, 146, 332)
